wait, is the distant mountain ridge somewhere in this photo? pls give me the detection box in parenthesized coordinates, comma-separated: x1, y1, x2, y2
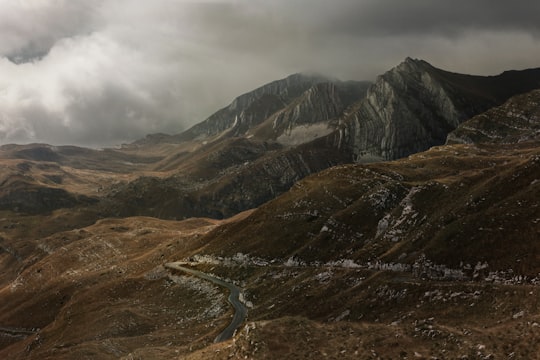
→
(135, 57, 540, 161)
(96, 59, 540, 220)
(133, 73, 371, 146)
(1, 58, 540, 219)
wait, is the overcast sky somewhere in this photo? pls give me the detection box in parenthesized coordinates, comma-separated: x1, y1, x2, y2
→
(0, 0, 539, 147)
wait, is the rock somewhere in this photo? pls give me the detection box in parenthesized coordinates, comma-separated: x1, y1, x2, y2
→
(342, 58, 540, 161)
(447, 89, 540, 144)
(177, 73, 336, 141)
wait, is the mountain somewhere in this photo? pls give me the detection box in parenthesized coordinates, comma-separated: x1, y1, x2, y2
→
(133, 73, 369, 145)
(179, 73, 338, 141)
(1, 58, 539, 221)
(180, 88, 540, 359)
(1, 87, 539, 359)
(97, 59, 540, 221)
(2, 60, 540, 221)
(340, 57, 540, 161)
(197, 88, 540, 273)
(99, 75, 371, 220)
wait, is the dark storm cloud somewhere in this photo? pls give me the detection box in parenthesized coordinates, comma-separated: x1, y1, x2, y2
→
(308, 0, 540, 37)
(0, 1, 99, 62)
(0, 0, 539, 147)
(173, 0, 540, 80)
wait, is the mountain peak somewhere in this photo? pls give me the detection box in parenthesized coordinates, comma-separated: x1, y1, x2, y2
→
(284, 72, 330, 83)
(395, 57, 433, 73)
(175, 72, 335, 141)
(347, 58, 540, 161)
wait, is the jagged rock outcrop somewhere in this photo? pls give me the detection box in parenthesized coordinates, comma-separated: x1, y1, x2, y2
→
(341, 58, 540, 161)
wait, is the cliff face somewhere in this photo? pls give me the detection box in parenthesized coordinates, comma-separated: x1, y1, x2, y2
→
(345, 59, 459, 161)
(263, 81, 370, 145)
(175, 74, 370, 145)
(342, 58, 540, 161)
(177, 73, 333, 141)
(271, 82, 345, 133)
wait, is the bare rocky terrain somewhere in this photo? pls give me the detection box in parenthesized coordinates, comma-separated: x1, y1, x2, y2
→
(0, 60, 539, 359)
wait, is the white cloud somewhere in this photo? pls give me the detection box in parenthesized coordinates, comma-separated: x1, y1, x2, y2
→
(0, 0, 539, 147)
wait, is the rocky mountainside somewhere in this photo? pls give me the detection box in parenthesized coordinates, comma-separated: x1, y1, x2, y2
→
(96, 76, 372, 219)
(2, 59, 540, 222)
(1, 88, 539, 359)
(197, 89, 540, 274)
(96, 59, 540, 221)
(182, 73, 332, 140)
(341, 58, 540, 161)
(133, 73, 369, 145)
(169, 89, 540, 359)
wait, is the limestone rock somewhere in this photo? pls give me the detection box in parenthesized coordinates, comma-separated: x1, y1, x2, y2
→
(342, 58, 540, 161)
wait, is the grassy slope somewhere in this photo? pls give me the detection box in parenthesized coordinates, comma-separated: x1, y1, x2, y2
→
(0, 87, 539, 360)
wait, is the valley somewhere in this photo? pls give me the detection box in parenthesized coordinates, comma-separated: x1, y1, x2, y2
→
(0, 59, 539, 359)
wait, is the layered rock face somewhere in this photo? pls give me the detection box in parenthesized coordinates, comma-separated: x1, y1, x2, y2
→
(271, 81, 367, 130)
(345, 59, 460, 161)
(342, 58, 540, 161)
(179, 74, 370, 143)
(177, 73, 333, 141)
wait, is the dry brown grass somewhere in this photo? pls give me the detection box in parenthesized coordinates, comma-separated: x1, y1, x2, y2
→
(1, 89, 539, 358)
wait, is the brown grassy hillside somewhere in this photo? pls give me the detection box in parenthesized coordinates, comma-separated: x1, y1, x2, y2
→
(0, 77, 539, 360)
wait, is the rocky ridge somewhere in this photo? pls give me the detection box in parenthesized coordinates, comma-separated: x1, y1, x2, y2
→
(176, 89, 540, 359)
(164, 73, 336, 142)
(341, 58, 540, 161)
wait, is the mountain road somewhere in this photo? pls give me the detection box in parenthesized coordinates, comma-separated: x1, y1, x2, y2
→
(164, 262, 248, 343)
